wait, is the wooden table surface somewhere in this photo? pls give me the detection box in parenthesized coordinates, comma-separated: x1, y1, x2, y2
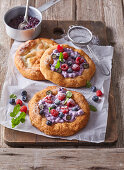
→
(0, 0, 124, 169)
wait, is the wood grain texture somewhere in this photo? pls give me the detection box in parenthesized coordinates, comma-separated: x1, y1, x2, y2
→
(0, 148, 124, 169)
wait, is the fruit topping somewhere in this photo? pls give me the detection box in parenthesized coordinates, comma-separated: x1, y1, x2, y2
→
(72, 64, 80, 71)
(58, 92, 66, 101)
(67, 99, 75, 107)
(51, 104, 56, 109)
(57, 68, 62, 73)
(67, 61, 72, 66)
(67, 68, 73, 73)
(21, 90, 27, 96)
(20, 105, 27, 113)
(16, 99, 23, 106)
(46, 120, 52, 126)
(91, 86, 97, 92)
(61, 106, 69, 114)
(59, 112, 64, 119)
(61, 64, 68, 71)
(9, 98, 15, 105)
(46, 90, 52, 95)
(44, 96, 53, 104)
(92, 96, 99, 102)
(83, 63, 89, 69)
(57, 45, 64, 52)
(63, 52, 69, 60)
(72, 106, 79, 111)
(55, 99, 60, 105)
(50, 109, 59, 117)
(22, 96, 27, 102)
(76, 57, 84, 64)
(52, 54, 56, 59)
(39, 110, 44, 115)
(39, 104, 44, 110)
(66, 115, 72, 120)
(96, 90, 103, 96)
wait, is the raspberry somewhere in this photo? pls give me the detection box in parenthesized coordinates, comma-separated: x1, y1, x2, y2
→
(63, 52, 69, 60)
(76, 57, 84, 64)
(57, 45, 63, 52)
(20, 105, 27, 113)
(72, 64, 80, 71)
(50, 109, 59, 117)
(44, 96, 53, 104)
(96, 90, 103, 97)
(61, 106, 69, 114)
(61, 64, 68, 71)
(58, 92, 66, 101)
(16, 99, 23, 106)
(67, 99, 75, 107)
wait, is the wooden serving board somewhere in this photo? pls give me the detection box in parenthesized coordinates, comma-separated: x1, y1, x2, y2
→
(4, 20, 117, 146)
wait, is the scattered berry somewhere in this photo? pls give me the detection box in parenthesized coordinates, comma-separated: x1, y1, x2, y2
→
(67, 61, 72, 66)
(16, 99, 23, 106)
(9, 98, 15, 105)
(96, 90, 103, 97)
(46, 120, 52, 126)
(22, 96, 27, 102)
(61, 64, 68, 71)
(59, 112, 64, 119)
(91, 86, 97, 92)
(21, 90, 27, 96)
(63, 52, 69, 60)
(67, 99, 75, 107)
(50, 109, 59, 117)
(67, 68, 73, 73)
(55, 99, 60, 105)
(92, 96, 99, 102)
(20, 105, 27, 113)
(58, 92, 66, 101)
(72, 64, 80, 71)
(61, 106, 69, 114)
(57, 45, 63, 52)
(76, 57, 84, 64)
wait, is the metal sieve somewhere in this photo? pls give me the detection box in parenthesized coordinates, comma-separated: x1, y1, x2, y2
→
(67, 25, 110, 76)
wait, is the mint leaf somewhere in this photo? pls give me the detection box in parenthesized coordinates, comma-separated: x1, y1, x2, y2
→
(55, 60, 60, 69)
(49, 107, 52, 112)
(10, 104, 21, 117)
(11, 112, 26, 128)
(89, 105, 97, 112)
(86, 81, 92, 88)
(59, 52, 63, 62)
(64, 98, 69, 104)
(66, 91, 72, 98)
(10, 94, 17, 99)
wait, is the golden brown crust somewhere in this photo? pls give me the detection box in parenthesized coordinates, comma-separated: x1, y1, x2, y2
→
(28, 86, 90, 136)
(40, 44, 96, 87)
(15, 38, 57, 80)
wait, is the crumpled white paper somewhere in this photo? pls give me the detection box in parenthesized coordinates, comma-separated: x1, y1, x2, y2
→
(0, 38, 114, 143)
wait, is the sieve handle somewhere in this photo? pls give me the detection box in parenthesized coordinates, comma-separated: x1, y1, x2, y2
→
(87, 45, 110, 76)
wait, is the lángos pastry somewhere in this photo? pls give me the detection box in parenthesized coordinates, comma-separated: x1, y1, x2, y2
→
(15, 38, 57, 80)
(28, 86, 90, 136)
(40, 44, 96, 87)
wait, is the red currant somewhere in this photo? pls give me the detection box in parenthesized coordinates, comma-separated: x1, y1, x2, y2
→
(67, 99, 75, 107)
(76, 57, 84, 64)
(44, 96, 53, 104)
(16, 99, 23, 106)
(57, 45, 64, 52)
(63, 52, 69, 60)
(58, 92, 66, 101)
(61, 64, 69, 71)
(96, 90, 103, 97)
(20, 105, 27, 113)
(61, 106, 69, 114)
(50, 109, 59, 117)
(72, 64, 80, 71)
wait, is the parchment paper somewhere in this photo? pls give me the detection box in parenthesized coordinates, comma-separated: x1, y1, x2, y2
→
(0, 38, 114, 143)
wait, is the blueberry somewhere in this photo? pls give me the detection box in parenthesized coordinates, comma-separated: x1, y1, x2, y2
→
(91, 86, 96, 92)
(59, 112, 64, 119)
(52, 54, 56, 59)
(55, 99, 60, 105)
(39, 104, 44, 110)
(22, 96, 27, 102)
(9, 98, 15, 105)
(72, 106, 79, 111)
(83, 63, 89, 69)
(51, 104, 56, 109)
(56, 53, 60, 58)
(46, 90, 52, 95)
(92, 96, 99, 102)
(21, 90, 27, 96)
(67, 61, 72, 66)
(39, 110, 44, 115)
(66, 115, 71, 120)
(46, 120, 52, 126)
(67, 68, 73, 73)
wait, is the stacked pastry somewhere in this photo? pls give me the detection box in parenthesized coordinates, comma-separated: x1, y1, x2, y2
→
(15, 38, 96, 136)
